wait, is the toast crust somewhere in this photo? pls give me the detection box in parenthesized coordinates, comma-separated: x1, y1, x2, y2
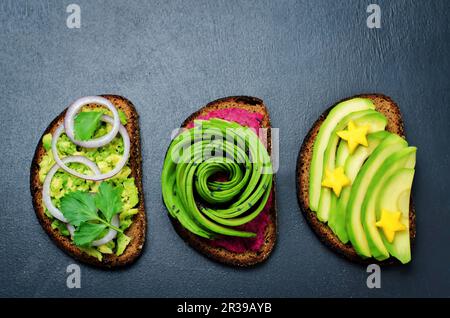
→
(30, 95, 146, 268)
(296, 94, 416, 264)
(168, 96, 277, 267)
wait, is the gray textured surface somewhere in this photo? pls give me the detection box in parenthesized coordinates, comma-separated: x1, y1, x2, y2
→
(1, 0, 449, 298)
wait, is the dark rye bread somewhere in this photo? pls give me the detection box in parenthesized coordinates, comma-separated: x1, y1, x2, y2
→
(30, 95, 146, 268)
(168, 96, 277, 267)
(296, 94, 416, 264)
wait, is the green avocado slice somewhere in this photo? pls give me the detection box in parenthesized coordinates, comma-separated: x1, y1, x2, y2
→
(346, 134, 408, 258)
(376, 168, 414, 264)
(309, 98, 375, 212)
(362, 147, 416, 260)
(317, 110, 387, 222)
(327, 140, 350, 231)
(331, 131, 390, 242)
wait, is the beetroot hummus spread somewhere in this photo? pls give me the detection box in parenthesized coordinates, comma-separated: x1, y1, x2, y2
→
(187, 108, 272, 253)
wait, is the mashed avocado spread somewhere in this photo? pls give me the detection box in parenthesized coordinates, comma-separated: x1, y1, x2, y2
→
(39, 108, 138, 261)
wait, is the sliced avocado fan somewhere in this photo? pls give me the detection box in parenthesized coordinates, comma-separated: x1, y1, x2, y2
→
(317, 109, 387, 222)
(309, 98, 375, 212)
(308, 97, 417, 263)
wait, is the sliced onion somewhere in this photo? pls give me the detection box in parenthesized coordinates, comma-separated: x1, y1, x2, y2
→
(67, 224, 74, 237)
(64, 96, 120, 148)
(43, 156, 101, 222)
(51, 115, 130, 181)
(67, 215, 120, 247)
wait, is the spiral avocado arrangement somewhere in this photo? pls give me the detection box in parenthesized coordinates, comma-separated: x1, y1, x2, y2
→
(162, 118, 273, 239)
(161, 96, 277, 266)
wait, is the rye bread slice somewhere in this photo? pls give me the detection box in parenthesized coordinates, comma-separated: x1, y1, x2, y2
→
(30, 95, 146, 268)
(296, 94, 416, 264)
(167, 96, 277, 267)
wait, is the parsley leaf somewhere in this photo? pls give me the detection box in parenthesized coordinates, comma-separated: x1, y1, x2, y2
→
(74, 111, 103, 141)
(59, 183, 125, 247)
(60, 191, 98, 226)
(95, 182, 123, 222)
(73, 222, 107, 246)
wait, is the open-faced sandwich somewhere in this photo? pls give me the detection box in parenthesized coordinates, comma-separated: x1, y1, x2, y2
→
(30, 95, 146, 268)
(161, 96, 277, 267)
(297, 94, 416, 264)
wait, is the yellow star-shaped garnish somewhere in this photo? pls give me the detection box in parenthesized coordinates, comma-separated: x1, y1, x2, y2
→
(321, 167, 350, 197)
(375, 209, 407, 243)
(337, 120, 369, 154)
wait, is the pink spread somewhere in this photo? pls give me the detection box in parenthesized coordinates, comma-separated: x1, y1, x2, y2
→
(209, 193, 272, 253)
(187, 107, 272, 253)
(186, 108, 264, 132)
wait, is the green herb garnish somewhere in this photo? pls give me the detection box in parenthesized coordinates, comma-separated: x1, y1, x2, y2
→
(95, 182, 123, 222)
(74, 223, 108, 246)
(74, 111, 103, 141)
(60, 182, 124, 247)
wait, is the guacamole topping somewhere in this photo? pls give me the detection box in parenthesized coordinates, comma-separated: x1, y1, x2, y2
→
(162, 108, 274, 253)
(38, 96, 139, 261)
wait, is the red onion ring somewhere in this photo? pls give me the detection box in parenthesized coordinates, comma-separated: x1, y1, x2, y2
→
(64, 96, 120, 148)
(42, 156, 101, 223)
(51, 115, 130, 181)
(66, 214, 120, 247)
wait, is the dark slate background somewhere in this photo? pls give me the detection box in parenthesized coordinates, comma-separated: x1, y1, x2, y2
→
(1, 0, 449, 297)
